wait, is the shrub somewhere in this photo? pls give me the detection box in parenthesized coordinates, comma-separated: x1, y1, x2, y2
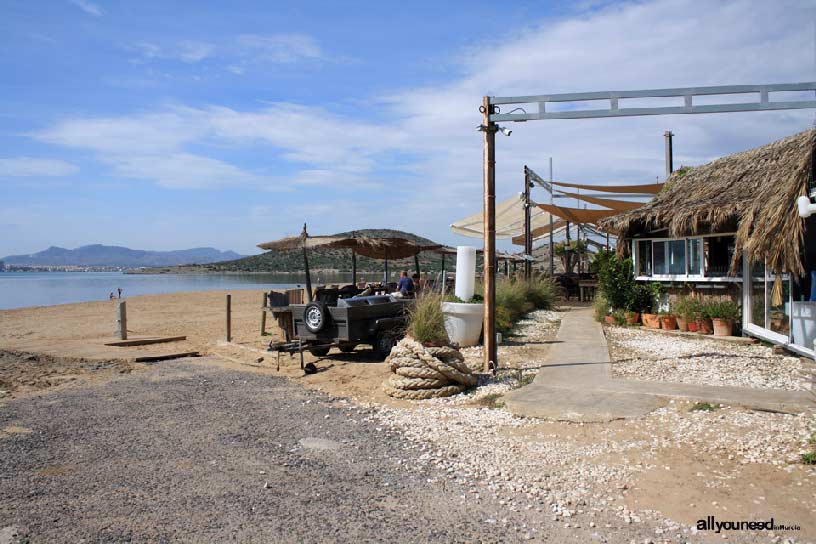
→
(631, 282, 659, 314)
(486, 277, 557, 335)
(706, 298, 740, 321)
(690, 402, 719, 412)
(592, 250, 635, 311)
(407, 292, 449, 344)
(593, 293, 610, 322)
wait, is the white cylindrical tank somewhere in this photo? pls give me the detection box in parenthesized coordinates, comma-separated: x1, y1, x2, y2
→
(455, 246, 477, 301)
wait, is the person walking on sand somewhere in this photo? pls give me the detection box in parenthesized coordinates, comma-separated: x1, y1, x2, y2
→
(109, 292, 115, 300)
(117, 287, 122, 299)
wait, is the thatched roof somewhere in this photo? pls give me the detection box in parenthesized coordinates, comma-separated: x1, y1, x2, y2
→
(600, 129, 815, 275)
(257, 228, 441, 260)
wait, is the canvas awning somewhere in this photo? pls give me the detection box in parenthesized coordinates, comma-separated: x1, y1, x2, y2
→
(450, 194, 553, 239)
(536, 203, 619, 224)
(556, 191, 645, 212)
(552, 180, 664, 194)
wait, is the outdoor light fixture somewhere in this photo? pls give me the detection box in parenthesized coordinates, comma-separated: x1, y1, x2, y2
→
(797, 195, 816, 218)
(498, 126, 512, 136)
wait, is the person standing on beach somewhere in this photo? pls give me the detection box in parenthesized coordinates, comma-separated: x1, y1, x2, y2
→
(117, 287, 122, 298)
(109, 292, 115, 300)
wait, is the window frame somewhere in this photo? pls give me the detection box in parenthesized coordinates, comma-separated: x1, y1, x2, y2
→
(632, 232, 739, 283)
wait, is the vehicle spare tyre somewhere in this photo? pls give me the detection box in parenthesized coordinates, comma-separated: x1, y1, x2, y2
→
(303, 302, 330, 333)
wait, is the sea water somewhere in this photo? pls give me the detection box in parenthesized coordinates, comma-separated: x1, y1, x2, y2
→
(0, 272, 350, 310)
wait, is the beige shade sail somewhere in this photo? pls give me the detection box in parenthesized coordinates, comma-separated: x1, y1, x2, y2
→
(511, 219, 568, 246)
(552, 180, 664, 194)
(556, 191, 645, 212)
(450, 194, 553, 239)
(536, 203, 620, 224)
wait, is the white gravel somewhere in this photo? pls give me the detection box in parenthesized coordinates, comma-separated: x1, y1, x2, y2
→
(607, 326, 813, 391)
(364, 309, 816, 535)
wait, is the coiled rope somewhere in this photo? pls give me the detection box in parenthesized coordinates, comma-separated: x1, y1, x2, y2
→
(383, 338, 475, 399)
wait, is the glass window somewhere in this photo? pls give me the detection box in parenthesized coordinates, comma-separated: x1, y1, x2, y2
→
(668, 240, 686, 274)
(706, 236, 735, 276)
(653, 241, 666, 275)
(687, 239, 703, 276)
(637, 240, 652, 276)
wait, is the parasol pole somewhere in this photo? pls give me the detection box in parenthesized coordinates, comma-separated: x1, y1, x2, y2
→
(302, 223, 313, 302)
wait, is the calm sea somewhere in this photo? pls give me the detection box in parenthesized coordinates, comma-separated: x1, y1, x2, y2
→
(0, 272, 352, 310)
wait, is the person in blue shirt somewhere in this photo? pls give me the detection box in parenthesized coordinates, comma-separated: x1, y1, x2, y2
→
(396, 270, 415, 297)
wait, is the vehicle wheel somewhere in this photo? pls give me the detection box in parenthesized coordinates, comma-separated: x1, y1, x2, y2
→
(339, 344, 357, 353)
(373, 332, 397, 360)
(303, 302, 329, 333)
(309, 346, 331, 357)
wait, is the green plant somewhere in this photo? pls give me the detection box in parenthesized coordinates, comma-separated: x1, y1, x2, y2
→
(674, 296, 700, 319)
(801, 452, 816, 465)
(407, 292, 449, 344)
(611, 309, 627, 326)
(485, 278, 557, 335)
(706, 298, 740, 321)
(475, 392, 506, 409)
(690, 402, 719, 412)
(592, 251, 635, 311)
(593, 293, 610, 322)
(553, 239, 589, 274)
(630, 283, 658, 313)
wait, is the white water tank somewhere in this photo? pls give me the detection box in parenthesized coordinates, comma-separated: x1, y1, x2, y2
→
(455, 246, 477, 301)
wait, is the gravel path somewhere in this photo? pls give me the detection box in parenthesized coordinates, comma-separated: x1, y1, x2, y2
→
(606, 327, 812, 391)
(0, 357, 621, 543)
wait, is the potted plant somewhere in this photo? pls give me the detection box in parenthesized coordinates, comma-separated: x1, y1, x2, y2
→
(409, 293, 451, 346)
(659, 309, 677, 331)
(624, 310, 640, 325)
(636, 282, 663, 329)
(696, 299, 714, 334)
(674, 297, 690, 332)
(708, 299, 740, 337)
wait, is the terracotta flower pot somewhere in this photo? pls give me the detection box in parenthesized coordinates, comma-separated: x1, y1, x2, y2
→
(660, 315, 677, 331)
(642, 313, 661, 329)
(625, 312, 640, 325)
(676, 317, 689, 332)
(604, 315, 616, 325)
(712, 318, 734, 337)
(686, 321, 699, 333)
(697, 318, 713, 335)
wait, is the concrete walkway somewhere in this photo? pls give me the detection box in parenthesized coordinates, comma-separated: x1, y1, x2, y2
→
(504, 306, 814, 422)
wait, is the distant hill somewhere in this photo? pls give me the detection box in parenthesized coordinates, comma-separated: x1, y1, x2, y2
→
(154, 229, 451, 274)
(2, 245, 244, 268)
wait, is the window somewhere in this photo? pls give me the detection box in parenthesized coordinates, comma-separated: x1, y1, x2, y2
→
(687, 239, 703, 276)
(653, 241, 666, 275)
(637, 240, 652, 276)
(668, 240, 686, 274)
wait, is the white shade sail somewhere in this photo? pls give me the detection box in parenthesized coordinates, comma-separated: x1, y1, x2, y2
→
(450, 194, 553, 239)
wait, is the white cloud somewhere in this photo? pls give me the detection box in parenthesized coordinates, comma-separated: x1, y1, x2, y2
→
(69, 0, 103, 16)
(236, 33, 323, 63)
(129, 41, 215, 64)
(0, 157, 78, 177)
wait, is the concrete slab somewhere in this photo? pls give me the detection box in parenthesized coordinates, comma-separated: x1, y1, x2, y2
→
(505, 306, 813, 421)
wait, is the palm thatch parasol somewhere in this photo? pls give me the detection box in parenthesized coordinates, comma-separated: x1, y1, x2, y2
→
(600, 129, 815, 276)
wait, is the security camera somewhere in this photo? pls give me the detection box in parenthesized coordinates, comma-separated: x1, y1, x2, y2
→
(797, 195, 816, 218)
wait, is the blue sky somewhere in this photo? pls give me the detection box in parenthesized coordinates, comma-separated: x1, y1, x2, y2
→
(1, 0, 815, 256)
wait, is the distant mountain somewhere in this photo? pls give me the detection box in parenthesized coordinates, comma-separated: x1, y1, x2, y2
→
(152, 229, 448, 274)
(2, 245, 244, 267)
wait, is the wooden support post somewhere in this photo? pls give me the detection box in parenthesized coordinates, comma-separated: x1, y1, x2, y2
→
(664, 130, 674, 179)
(384, 255, 389, 284)
(226, 294, 232, 342)
(481, 96, 497, 374)
(440, 253, 446, 294)
(117, 300, 127, 340)
(351, 250, 357, 285)
(414, 254, 420, 278)
(548, 157, 554, 277)
(260, 292, 267, 335)
(302, 223, 313, 302)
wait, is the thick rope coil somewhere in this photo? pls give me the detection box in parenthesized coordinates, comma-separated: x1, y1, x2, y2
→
(382, 338, 475, 399)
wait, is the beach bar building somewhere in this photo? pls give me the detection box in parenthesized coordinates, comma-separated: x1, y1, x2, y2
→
(602, 129, 816, 356)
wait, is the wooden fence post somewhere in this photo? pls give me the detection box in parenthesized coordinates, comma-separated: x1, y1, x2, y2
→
(226, 294, 232, 342)
(260, 292, 267, 335)
(117, 300, 127, 340)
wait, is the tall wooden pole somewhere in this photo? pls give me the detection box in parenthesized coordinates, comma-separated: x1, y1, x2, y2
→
(384, 255, 389, 284)
(481, 96, 497, 373)
(351, 250, 357, 285)
(303, 247, 313, 302)
(117, 300, 127, 340)
(523, 165, 532, 280)
(440, 253, 446, 294)
(414, 254, 420, 277)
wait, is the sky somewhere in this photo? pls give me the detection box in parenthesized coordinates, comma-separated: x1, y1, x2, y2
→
(1, 0, 815, 257)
